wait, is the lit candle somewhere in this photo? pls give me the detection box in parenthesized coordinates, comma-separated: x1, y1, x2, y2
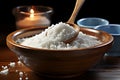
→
(16, 8, 50, 29)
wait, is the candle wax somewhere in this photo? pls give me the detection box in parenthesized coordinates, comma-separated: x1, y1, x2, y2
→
(16, 16, 50, 29)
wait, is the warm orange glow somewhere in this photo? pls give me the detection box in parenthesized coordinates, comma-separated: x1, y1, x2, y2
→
(30, 9, 34, 18)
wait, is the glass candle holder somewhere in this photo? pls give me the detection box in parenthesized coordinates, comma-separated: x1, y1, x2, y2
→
(13, 6, 53, 29)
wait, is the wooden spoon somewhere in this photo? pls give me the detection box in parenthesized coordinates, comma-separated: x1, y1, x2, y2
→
(64, 0, 85, 43)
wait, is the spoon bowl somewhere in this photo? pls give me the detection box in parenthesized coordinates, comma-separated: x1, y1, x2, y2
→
(63, 23, 80, 43)
(64, 0, 85, 43)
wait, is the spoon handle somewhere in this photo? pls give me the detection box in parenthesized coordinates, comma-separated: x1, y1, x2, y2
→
(67, 0, 85, 23)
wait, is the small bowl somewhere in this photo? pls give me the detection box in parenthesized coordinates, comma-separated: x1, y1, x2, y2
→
(77, 17, 109, 28)
(6, 27, 113, 78)
(95, 24, 120, 56)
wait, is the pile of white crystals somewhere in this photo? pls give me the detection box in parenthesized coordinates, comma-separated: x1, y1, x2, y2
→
(0, 61, 29, 80)
(17, 22, 101, 49)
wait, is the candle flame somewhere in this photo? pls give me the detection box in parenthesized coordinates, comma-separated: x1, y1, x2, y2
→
(30, 9, 34, 18)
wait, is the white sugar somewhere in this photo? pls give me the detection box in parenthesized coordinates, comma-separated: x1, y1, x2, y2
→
(0, 69, 9, 75)
(19, 77, 22, 80)
(17, 61, 23, 66)
(25, 77, 29, 80)
(0, 62, 29, 79)
(19, 71, 23, 77)
(9, 62, 16, 67)
(2, 66, 8, 70)
(18, 22, 101, 49)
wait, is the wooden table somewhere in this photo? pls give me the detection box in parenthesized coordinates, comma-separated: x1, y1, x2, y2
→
(1, 46, 120, 80)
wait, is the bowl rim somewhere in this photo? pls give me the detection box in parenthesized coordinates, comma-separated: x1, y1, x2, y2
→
(94, 24, 120, 36)
(13, 5, 53, 15)
(6, 27, 114, 51)
(77, 17, 109, 28)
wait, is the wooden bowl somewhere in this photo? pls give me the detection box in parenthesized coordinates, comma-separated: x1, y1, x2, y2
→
(6, 27, 113, 78)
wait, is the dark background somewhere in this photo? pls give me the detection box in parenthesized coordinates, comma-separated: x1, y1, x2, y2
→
(0, 0, 120, 46)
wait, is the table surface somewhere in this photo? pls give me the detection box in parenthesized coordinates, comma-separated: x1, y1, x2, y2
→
(0, 46, 120, 80)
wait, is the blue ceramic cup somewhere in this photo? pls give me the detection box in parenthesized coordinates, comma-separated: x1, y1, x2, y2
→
(77, 17, 109, 28)
(95, 24, 120, 56)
